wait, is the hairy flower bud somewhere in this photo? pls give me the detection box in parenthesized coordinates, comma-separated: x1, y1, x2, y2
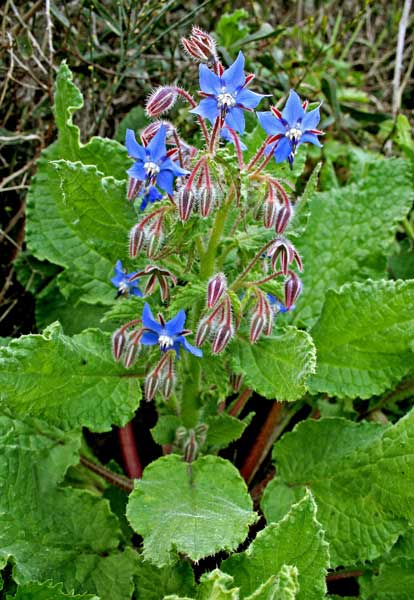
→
(268, 237, 303, 275)
(141, 120, 175, 146)
(249, 312, 266, 344)
(127, 177, 142, 201)
(212, 324, 233, 354)
(129, 224, 146, 258)
(284, 272, 302, 309)
(195, 317, 212, 346)
(124, 340, 140, 369)
(184, 429, 198, 463)
(263, 194, 278, 229)
(177, 187, 195, 222)
(145, 371, 160, 401)
(199, 185, 216, 218)
(182, 26, 217, 63)
(112, 329, 126, 361)
(146, 86, 177, 118)
(275, 201, 293, 234)
(207, 273, 227, 308)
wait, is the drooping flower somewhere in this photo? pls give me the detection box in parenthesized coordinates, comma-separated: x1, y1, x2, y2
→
(126, 124, 189, 210)
(141, 303, 203, 358)
(191, 51, 265, 135)
(267, 293, 293, 313)
(258, 90, 323, 166)
(111, 260, 143, 297)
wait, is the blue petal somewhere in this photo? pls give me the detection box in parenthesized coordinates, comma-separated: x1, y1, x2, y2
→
(257, 111, 287, 136)
(274, 136, 293, 163)
(299, 132, 323, 148)
(164, 309, 186, 336)
(282, 90, 305, 126)
(302, 106, 321, 130)
(127, 162, 146, 180)
(225, 107, 245, 134)
(221, 51, 245, 91)
(156, 169, 174, 195)
(191, 97, 219, 124)
(111, 273, 124, 287)
(114, 259, 123, 274)
(125, 129, 146, 161)
(130, 286, 144, 297)
(161, 157, 189, 178)
(147, 124, 167, 162)
(236, 88, 265, 110)
(199, 64, 221, 95)
(181, 337, 203, 357)
(142, 303, 163, 334)
(141, 331, 159, 345)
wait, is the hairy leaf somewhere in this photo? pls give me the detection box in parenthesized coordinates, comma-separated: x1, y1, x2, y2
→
(309, 280, 414, 398)
(127, 454, 257, 566)
(222, 491, 329, 600)
(7, 581, 99, 599)
(0, 322, 142, 431)
(134, 558, 195, 600)
(262, 413, 414, 566)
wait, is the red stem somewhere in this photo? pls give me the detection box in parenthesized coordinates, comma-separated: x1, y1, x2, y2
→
(240, 401, 283, 484)
(224, 127, 244, 169)
(118, 421, 142, 479)
(228, 388, 252, 417)
(326, 570, 365, 582)
(175, 86, 210, 144)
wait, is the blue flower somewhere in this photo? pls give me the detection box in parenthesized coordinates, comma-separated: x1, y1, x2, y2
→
(141, 303, 203, 358)
(257, 90, 323, 166)
(126, 124, 189, 210)
(267, 294, 294, 313)
(111, 260, 143, 297)
(191, 51, 265, 135)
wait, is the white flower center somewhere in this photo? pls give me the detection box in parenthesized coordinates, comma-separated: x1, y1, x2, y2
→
(144, 161, 160, 177)
(217, 91, 236, 108)
(118, 281, 129, 293)
(286, 127, 302, 142)
(159, 334, 174, 350)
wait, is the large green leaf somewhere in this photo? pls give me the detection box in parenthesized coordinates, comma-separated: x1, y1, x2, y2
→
(309, 279, 414, 398)
(127, 454, 257, 566)
(134, 558, 195, 600)
(294, 158, 414, 327)
(0, 414, 136, 599)
(0, 322, 142, 432)
(222, 491, 329, 600)
(230, 328, 316, 401)
(7, 581, 98, 599)
(262, 413, 414, 566)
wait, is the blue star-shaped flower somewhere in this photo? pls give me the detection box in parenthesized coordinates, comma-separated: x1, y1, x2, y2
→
(140, 303, 203, 358)
(258, 90, 323, 166)
(191, 51, 265, 135)
(111, 260, 143, 297)
(267, 294, 294, 313)
(126, 124, 189, 210)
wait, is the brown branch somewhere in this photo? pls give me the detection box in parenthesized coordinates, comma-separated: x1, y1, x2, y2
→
(326, 570, 365, 582)
(118, 421, 143, 479)
(228, 388, 252, 417)
(79, 456, 134, 492)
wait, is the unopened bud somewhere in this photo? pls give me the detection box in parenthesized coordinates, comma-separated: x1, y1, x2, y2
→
(184, 430, 198, 463)
(195, 318, 212, 346)
(212, 324, 233, 354)
(112, 329, 126, 361)
(249, 313, 266, 343)
(284, 272, 302, 309)
(141, 121, 175, 146)
(127, 178, 142, 201)
(129, 224, 146, 258)
(124, 340, 140, 369)
(268, 238, 302, 275)
(161, 371, 176, 399)
(182, 26, 217, 63)
(146, 86, 177, 118)
(146, 227, 164, 258)
(275, 202, 293, 234)
(263, 195, 278, 229)
(199, 186, 216, 218)
(145, 371, 160, 401)
(195, 423, 208, 446)
(177, 187, 195, 222)
(207, 273, 227, 308)
(231, 373, 244, 392)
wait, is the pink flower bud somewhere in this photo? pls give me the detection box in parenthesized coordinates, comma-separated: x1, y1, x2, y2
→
(127, 177, 142, 201)
(184, 430, 198, 463)
(231, 373, 244, 392)
(124, 340, 140, 369)
(284, 272, 302, 309)
(268, 238, 303, 275)
(249, 312, 266, 343)
(275, 201, 293, 234)
(263, 195, 278, 229)
(129, 224, 146, 258)
(146, 219, 164, 258)
(177, 187, 195, 222)
(141, 121, 175, 146)
(195, 318, 211, 346)
(199, 185, 216, 218)
(207, 273, 227, 308)
(182, 26, 217, 62)
(112, 329, 126, 361)
(144, 273, 157, 296)
(146, 86, 177, 118)
(145, 371, 160, 401)
(212, 324, 233, 354)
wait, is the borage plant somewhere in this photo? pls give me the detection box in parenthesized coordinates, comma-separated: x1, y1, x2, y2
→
(2, 23, 414, 600)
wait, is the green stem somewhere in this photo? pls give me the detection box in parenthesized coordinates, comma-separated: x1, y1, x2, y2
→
(200, 192, 234, 280)
(402, 216, 414, 243)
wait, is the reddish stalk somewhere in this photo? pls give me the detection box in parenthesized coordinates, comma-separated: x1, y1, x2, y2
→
(209, 114, 224, 153)
(228, 388, 252, 417)
(240, 401, 283, 484)
(80, 455, 133, 492)
(326, 570, 365, 582)
(175, 86, 210, 143)
(231, 238, 277, 292)
(248, 270, 283, 287)
(118, 421, 142, 479)
(246, 138, 267, 171)
(224, 127, 244, 169)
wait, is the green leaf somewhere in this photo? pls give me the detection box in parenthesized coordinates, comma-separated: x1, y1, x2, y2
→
(245, 565, 299, 600)
(216, 9, 250, 48)
(309, 280, 414, 398)
(134, 557, 195, 600)
(0, 322, 142, 432)
(0, 414, 136, 599)
(204, 412, 254, 451)
(294, 158, 414, 327)
(7, 581, 99, 599)
(222, 491, 329, 600)
(230, 328, 316, 401)
(126, 454, 257, 566)
(262, 412, 414, 566)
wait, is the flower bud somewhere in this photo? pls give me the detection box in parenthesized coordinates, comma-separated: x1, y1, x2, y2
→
(184, 430, 198, 463)
(182, 26, 217, 63)
(212, 324, 233, 354)
(177, 187, 195, 222)
(146, 86, 177, 118)
(207, 273, 227, 308)
(112, 329, 126, 361)
(195, 423, 208, 446)
(124, 340, 140, 369)
(268, 238, 303, 275)
(145, 371, 160, 401)
(249, 312, 266, 343)
(129, 224, 146, 258)
(263, 194, 278, 229)
(141, 121, 175, 146)
(195, 317, 212, 346)
(127, 177, 142, 201)
(275, 202, 293, 234)
(284, 272, 302, 309)
(199, 185, 216, 218)
(146, 220, 164, 258)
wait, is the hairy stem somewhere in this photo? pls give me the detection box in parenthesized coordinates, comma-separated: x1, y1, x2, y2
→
(118, 421, 142, 479)
(79, 455, 133, 492)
